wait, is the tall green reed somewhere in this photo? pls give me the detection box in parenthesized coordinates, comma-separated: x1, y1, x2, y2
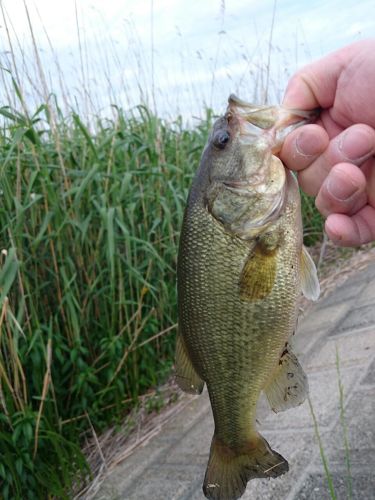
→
(0, 95, 212, 497)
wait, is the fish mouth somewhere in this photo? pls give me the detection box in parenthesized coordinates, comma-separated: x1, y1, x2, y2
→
(222, 179, 265, 194)
(227, 94, 320, 146)
(223, 179, 253, 189)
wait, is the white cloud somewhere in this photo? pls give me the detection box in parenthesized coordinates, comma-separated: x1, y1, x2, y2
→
(1, 0, 374, 119)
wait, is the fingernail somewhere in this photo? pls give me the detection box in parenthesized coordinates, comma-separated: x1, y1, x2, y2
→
(338, 128, 374, 162)
(326, 170, 359, 201)
(325, 219, 342, 244)
(295, 131, 323, 157)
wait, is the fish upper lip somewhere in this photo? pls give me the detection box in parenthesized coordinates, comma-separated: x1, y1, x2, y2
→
(227, 94, 321, 133)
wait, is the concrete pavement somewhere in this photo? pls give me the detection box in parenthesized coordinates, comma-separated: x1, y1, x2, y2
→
(95, 261, 375, 500)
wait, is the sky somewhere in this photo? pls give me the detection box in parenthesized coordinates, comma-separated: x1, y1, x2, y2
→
(0, 0, 374, 121)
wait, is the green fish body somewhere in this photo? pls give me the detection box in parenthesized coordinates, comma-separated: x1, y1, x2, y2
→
(176, 96, 320, 500)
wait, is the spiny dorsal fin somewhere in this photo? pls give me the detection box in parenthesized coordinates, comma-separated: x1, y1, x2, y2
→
(175, 333, 204, 395)
(264, 347, 308, 413)
(301, 245, 320, 301)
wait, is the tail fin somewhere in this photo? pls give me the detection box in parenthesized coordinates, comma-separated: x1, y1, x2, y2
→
(203, 434, 288, 500)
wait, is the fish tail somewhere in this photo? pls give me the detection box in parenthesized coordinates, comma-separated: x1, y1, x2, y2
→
(203, 433, 288, 500)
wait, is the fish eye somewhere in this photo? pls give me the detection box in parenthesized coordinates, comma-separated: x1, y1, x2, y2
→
(213, 131, 230, 150)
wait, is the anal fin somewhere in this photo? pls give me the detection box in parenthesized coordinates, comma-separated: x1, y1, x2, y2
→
(175, 333, 204, 394)
(264, 346, 308, 413)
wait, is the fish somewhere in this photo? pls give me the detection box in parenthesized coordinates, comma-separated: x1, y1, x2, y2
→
(175, 94, 320, 500)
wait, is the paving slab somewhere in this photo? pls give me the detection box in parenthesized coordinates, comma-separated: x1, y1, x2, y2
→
(95, 261, 375, 500)
(295, 472, 375, 500)
(362, 356, 375, 385)
(318, 278, 365, 308)
(307, 327, 375, 370)
(327, 386, 375, 454)
(292, 302, 349, 356)
(336, 305, 375, 334)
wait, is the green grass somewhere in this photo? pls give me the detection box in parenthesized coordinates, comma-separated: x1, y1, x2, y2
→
(301, 190, 325, 247)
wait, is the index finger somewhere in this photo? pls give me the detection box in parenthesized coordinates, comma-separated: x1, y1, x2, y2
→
(282, 43, 359, 109)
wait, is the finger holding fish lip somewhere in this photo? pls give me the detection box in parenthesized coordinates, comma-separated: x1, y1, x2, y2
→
(279, 124, 329, 173)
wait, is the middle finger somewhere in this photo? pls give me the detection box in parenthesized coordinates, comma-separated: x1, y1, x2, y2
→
(298, 124, 375, 196)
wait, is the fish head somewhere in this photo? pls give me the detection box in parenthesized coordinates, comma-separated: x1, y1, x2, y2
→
(202, 95, 319, 239)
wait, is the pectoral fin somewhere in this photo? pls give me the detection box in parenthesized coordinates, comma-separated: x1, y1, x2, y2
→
(239, 244, 277, 301)
(300, 245, 320, 301)
(175, 334, 204, 395)
(264, 347, 308, 413)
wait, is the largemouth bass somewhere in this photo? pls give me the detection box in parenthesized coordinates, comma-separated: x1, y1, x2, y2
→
(175, 95, 320, 500)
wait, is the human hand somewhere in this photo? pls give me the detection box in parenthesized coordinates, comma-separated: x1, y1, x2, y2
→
(279, 39, 375, 246)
